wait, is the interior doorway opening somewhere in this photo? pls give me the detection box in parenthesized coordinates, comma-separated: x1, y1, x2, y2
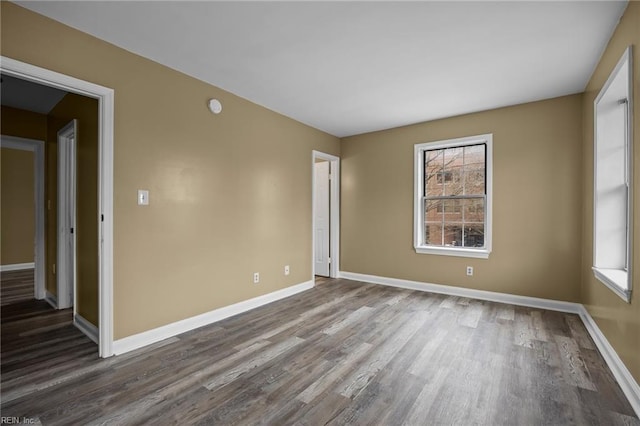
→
(312, 151, 340, 280)
(0, 136, 44, 298)
(1, 56, 114, 357)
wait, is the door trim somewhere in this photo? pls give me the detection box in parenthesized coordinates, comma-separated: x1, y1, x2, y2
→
(57, 120, 77, 310)
(0, 136, 45, 300)
(1, 56, 115, 357)
(311, 151, 340, 279)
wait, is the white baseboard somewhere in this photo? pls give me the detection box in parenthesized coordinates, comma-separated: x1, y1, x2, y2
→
(339, 271, 583, 314)
(112, 280, 315, 355)
(339, 270, 640, 418)
(578, 307, 640, 416)
(44, 291, 57, 309)
(0, 262, 35, 272)
(74, 313, 99, 344)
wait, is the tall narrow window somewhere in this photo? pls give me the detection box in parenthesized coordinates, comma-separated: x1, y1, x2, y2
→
(593, 46, 633, 302)
(414, 134, 492, 258)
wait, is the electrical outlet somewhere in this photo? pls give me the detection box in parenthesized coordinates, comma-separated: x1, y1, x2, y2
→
(284, 265, 290, 276)
(253, 272, 260, 284)
(466, 266, 473, 276)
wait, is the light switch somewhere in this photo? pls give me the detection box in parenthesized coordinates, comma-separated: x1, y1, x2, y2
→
(138, 190, 149, 206)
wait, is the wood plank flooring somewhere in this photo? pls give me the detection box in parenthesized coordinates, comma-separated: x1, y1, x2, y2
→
(1, 270, 99, 413)
(1, 271, 638, 425)
(1, 269, 36, 306)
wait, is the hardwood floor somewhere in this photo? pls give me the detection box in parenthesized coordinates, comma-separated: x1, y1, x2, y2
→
(1, 272, 638, 425)
(1, 269, 99, 419)
(1, 269, 36, 306)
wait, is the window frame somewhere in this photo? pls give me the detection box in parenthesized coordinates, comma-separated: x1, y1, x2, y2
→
(414, 134, 493, 258)
(592, 46, 633, 303)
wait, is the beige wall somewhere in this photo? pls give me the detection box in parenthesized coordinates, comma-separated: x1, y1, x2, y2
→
(2, 105, 64, 299)
(1, 107, 47, 267)
(1, 2, 340, 338)
(342, 94, 583, 302)
(48, 93, 100, 325)
(581, 2, 640, 383)
(1, 106, 48, 141)
(1, 148, 35, 265)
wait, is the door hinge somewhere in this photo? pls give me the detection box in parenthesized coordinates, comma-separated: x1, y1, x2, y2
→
(101, 214, 104, 222)
(328, 257, 331, 264)
(70, 227, 74, 234)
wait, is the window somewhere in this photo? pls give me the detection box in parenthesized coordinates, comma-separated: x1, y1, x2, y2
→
(414, 134, 492, 258)
(593, 46, 633, 302)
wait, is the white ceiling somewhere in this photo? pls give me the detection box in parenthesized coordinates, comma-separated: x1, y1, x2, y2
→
(16, 1, 627, 137)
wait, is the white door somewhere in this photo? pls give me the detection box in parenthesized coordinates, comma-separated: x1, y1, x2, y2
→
(314, 161, 330, 277)
(57, 120, 77, 310)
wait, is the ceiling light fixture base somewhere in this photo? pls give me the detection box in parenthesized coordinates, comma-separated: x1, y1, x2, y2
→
(208, 98, 222, 114)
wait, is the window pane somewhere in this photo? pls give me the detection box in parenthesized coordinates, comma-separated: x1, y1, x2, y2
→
(425, 199, 442, 220)
(463, 198, 484, 223)
(444, 225, 463, 246)
(425, 199, 444, 246)
(464, 225, 485, 248)
(443, 147, 463, 196)
(425, 223, 443, 246)
(463, 144, 485, 196)
(425, 150, 443, 197)
(442, 199, 462, 214)
(595, 100, 628, 270)
(464, 169, 485, 195)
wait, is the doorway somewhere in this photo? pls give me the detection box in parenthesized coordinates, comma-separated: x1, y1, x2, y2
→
(1, 56, 115, 357)
(312, 151, 340, 279)
(0, 136, 45, 299)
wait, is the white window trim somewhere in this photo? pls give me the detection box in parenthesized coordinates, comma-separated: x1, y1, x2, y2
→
(593, 268, 631, 302)
(592, 46, 633, 303)
(413, 134, 493, 259)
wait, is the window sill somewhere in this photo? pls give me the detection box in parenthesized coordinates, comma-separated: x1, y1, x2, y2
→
(593, 267, 631, 303)
(415, 246, 490, 259)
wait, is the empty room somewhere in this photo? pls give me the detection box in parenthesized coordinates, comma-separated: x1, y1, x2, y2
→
(1, 1, 639, 424)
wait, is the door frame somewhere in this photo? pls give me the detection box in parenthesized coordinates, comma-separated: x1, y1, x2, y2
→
(1, 56, 115, 357)
(0, 136, 45, 300)
(311, 151, 340, 279)
(57, 120, 77, 310)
